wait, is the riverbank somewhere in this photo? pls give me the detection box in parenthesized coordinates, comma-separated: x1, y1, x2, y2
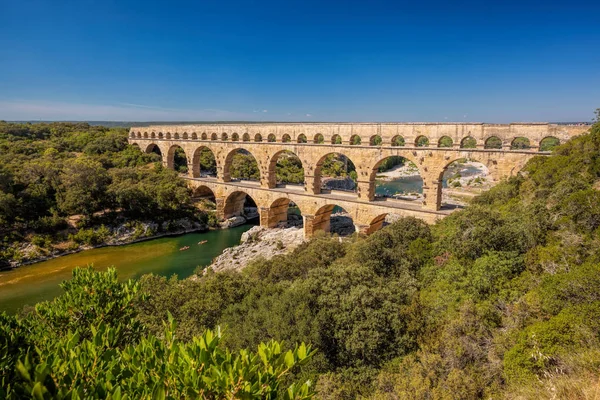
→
(4, 218, 209, 270)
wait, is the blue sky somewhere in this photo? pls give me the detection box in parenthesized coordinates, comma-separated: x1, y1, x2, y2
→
(1, 0, 599, 122)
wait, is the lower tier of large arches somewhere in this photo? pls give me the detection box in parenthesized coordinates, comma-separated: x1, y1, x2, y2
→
(188, 178, 447, 238)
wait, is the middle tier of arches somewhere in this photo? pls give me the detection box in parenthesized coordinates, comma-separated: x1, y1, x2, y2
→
(136, 140, 533, 211)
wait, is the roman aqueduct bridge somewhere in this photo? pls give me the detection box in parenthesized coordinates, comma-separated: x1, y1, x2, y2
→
(128, 122, 587, 237)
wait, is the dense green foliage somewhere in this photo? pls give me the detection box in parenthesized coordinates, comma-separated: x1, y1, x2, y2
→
(0, 268, 315, 399)
(0, 122, 201, 264)
(132, 119, 600, 398)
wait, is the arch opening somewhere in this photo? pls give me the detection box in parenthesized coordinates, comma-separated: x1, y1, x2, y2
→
(511, 137, 531, 150)
(310, 204, 355, 237)
(231, 132, 239, 141)
(372, 156, 423, 202)
(192, 146, 217, 178)
(314, 134, 324, 144)
(484, 136, 502, 149)
(391, 135, 405, 146)
(267, 134, 276, 143)
(221, 132, 228, 141)
(145, 143, 162, 158)
(440, 158, 491, 208)
(267, 198, 304, 229)
(350, 135, 362, 145)
(460, 136, 477, 149)
(370, 135, 382, 146)
(255, 133, 263, 142)
(331, 134, 342, 145)
(224, 149, 260, 182)
(211, 133, 217, 140)
(269, 150, 305, 188)
(282, 134, 291, 143)
(297, 134, 307, 143)
(314, 152, 358, 195)
(167, 145, 188, 173)
(242, 133, 250, 142)
(540, 136, 560, 152)
(415, 136, 429, 147)
(192, 185, 217, 213)
(143, 132, 149, 139)
(438, 136, 453, 147)
(223, 191, 259, 221)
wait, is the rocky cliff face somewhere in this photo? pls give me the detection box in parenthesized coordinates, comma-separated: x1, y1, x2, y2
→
(321, 176, 356, 191)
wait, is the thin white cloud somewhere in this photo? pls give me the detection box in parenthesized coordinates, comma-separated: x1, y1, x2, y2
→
(305, 113, 312, 117)
(262, 110, 268, 113)
(0, 100, 254, 121)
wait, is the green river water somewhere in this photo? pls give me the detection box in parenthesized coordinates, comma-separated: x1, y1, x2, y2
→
(0, 224, 253, 314)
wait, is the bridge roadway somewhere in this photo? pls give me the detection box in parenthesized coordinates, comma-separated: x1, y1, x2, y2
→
(128, 122, 589, 237)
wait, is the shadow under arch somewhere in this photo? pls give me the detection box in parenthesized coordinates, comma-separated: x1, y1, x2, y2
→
(222, 148, 261, 182)
(313, 152, 358, 195)
(222, 190, 260, 220)
(264, 197, 304, 228)
(192, 146, 217, 178)
(267, 150, 305, 188)
(369, 154, 423, 202)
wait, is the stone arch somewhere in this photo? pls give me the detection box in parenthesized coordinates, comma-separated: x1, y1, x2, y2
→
(460, 136, 477, 149)
(151, 132, 156, 139)
(158, 132, 164, 139)
(211, 133, 217, 140)
(145, 143, 162, 157)
(306, 204, 355, 237)
(297, 134, 307, 143)
(282, 134, 291, 143)
(223, 148, 261, 182)
(363, 213, 388, 235)
(370, 135, 382, 146)
(222, 191, 260, 220)
(182, 132, 189, 140)
(192, 185, 216, 210)
(174, 132, 180, 139)
(350, 135, 362, 145)
(268, 134, 276, 142)
(221, 132, 228, 141)
(264, 197, 304, 229)
(314, 133, 325, 144)
(166, 132, 172, 139)
(539, 136, 560, 151)
(192, 132, 198, 140)
(313, 152, 358, 195)
(438, 157, 492, 208)
(131, 143, 140, 149)
(511, 137, 531, 150)
(192, 146, 217, 178)
(167, 145, 189, 173)
(369, 154, 423, 202)
(484, 136, 502, 149)
(255, 133, 263, 142)
(231, 132, 239, 141)
(331, 134, 342, 145)
(391, 135, 405, 146)
(267, 150, 305, 188)
(415, 135, 429, 147)
(242, 133, 250, 142)
(438, 136, 453, 147)
(143, 132, 149, 139)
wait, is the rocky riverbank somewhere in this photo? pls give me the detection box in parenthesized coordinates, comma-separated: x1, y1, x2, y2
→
(207, 225, 305, 273)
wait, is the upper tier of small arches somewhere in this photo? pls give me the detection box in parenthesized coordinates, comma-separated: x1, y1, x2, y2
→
(128, 130, 564, 151)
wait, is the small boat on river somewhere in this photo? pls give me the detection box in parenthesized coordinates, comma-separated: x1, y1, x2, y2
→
(198, 240, 208, 245)
(179, 246, 190, 251)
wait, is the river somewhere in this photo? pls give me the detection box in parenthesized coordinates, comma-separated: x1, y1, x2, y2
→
(0, 224, 253, 314)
